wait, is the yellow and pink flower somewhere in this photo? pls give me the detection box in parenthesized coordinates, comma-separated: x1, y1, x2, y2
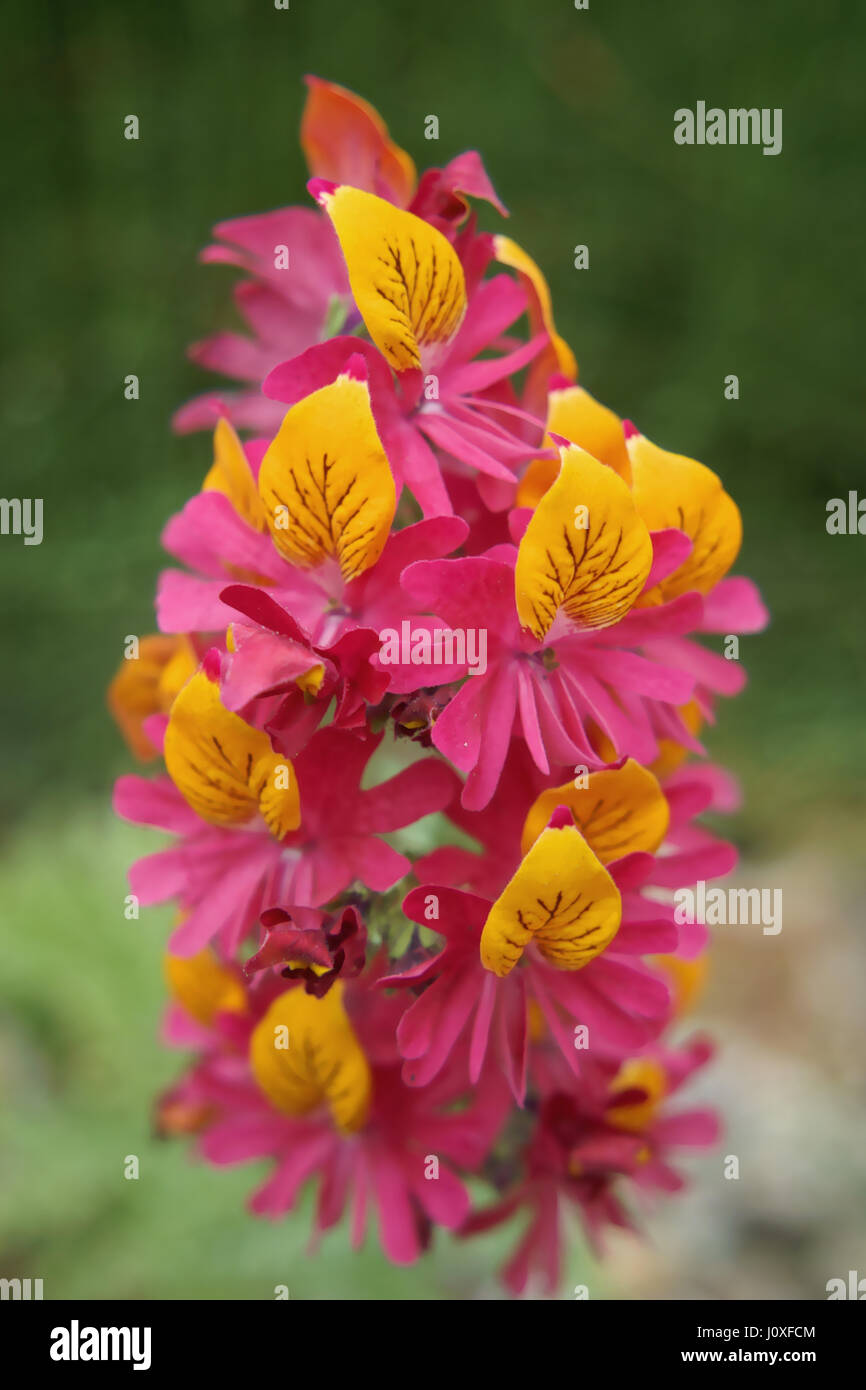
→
(109, 75, 767, 1292)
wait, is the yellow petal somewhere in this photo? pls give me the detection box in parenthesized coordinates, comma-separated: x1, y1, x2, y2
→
(586, 719, 619, 765)
(258, 372, 396, 580)
(493, 234, 577, 379)
(517, 385, 630, 511)
(253, 753, 301, 839)
(627, 431, 742, 597)
(315, 185, 466, 371)
(107, 635, 195, 762)
(250, 983, 372, 1133)
(295, 662, 325, 696)
(164, 950, 247, 1026)
(480, 823, 621, 976)
(203, 418, 269, 531)
(515, 444, 653, 638)
(156, 639, 198, 708)
(163, 671, 300, 837)
(515, 456, 560, 513)
(521, 760, 669, 863)
(607, 1057, 668, 1132)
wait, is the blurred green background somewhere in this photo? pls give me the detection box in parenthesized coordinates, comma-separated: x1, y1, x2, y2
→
(1, 0, 864, 1298)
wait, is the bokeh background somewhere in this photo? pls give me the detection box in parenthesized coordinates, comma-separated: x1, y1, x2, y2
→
(1, 0, 864, 1299)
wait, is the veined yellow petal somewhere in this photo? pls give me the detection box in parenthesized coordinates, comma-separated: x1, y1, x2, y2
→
(627, 431, 742, 598)
(480, 823, 621, 977)
(163, 671, 300, 837)
(515, 444, 653, 638)
(517, 385, 630, 511)
(521, 760, 669, 863)
(164, 950, 246, 1026)
(253, 753, 301, 840)
(315, 185, 466, 371)
(250, 983, 372, 1133)
(607, 1057, 668, 1133)
(493, 234, 577, 379)
(203, 418, 269, 531)
(258, 372, 396, 580)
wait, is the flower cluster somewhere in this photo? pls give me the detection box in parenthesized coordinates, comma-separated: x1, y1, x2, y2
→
(110, 77, 768, 1293)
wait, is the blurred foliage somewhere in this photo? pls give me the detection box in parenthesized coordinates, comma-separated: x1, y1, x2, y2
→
(1, 0, 864, 1298)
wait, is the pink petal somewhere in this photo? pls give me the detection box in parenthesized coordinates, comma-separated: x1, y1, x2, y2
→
(113, 775, 199, 834)
(701, 577, 769, 634)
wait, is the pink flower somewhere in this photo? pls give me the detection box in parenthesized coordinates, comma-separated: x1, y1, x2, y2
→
(385, 882, 671, 1102)
(210, 515, 469, 750)
(301, 74, 507, 222)
(158, 413, 467, 641)
(643, 574, 769, 709)
(395, 549, 700, 809)
(167, 973, 509, 1264)
(261, 262, 550, 521)
(114, 725, 457, 956)
(462, 1036, 719, 1294)
(244, 903, 367, 997)
(174, 208, 352, 435)
(175, 76, 513, 444)
(110, 75, 769, 1288)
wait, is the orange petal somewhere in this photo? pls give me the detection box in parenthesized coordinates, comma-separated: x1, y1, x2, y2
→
(156, 639, 199, 709)
(314, 185, 466, 371)
(493, 235, 577, 380)
(649, 700, 703, 779)
(521, 760, 669, 863)
(258, 371, 396, 580)
(301, 76, 416, 207)
(250, 983, 371, 1133)
(515, 443, 653, 638)
(586, 719, 619, 765)
(515, 455, 560, 512)
(107, 635, 196, 762)
(653, 953, 709, 1017)
(480, 822, 621, 976)
(627, 430, 742, 597)
(164, 671, 300, 837)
